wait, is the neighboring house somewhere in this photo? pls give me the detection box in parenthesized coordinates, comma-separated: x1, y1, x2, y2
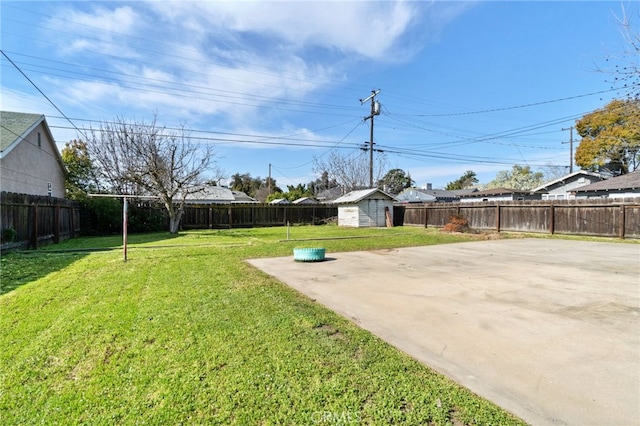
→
(459, 187, 541, 203)
(532, 171, 605, 200)
(183, 186, 257, 204)
(450, 188, 478, 197)
(333, 188, 397, 228)
(396, 187, 460, 203)
(292, 197, 317, 204)
(572, 171, 640, 199)
(395, 188, 437, 203)
(0, 111, 66, 198)
(270, 198, 290, 205)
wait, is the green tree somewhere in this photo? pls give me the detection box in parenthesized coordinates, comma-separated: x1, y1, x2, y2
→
(575, 99, 640, 175)
(231, 173, 281, 202)
(486, 165, 545, 190)
(308, 171, 338, 196)
(377, 168, 414, 194)
(61, 139, 98, 200)
(445, 170, 478, 190)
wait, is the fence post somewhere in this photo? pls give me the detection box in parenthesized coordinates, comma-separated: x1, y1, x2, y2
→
(620, 204, 626, 240)
(549, 203, 555, 235)
(228, 206, 232, 229)
(495, 204, 500, 232)
(208, 207, 213, 229)
(424, 206, 428, 228)
(30, 203, 38, 249)
(54, 202, 61, 243)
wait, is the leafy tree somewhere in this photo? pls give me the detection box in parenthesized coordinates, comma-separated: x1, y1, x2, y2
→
(377, 168, 414, 194)
(575, 99, 640, 175)
(486, 165, 545, 190)
(87, 116, 221, 234)
(265, 183, 313, 203)
(231, 173, 280, 202)
(313, 150, 388, 192)
(445, 170, 478, 190)
(61, 139, 98, 200)
(308, 171, 338, 196)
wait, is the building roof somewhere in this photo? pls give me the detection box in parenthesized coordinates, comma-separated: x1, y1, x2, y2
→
(460, 187, 533, 198)
(395, 188, 437, 203)
(333, 188, 397, 204)
(408, 187, 460, 201)
(184, 186, 257, 203)
(270, 198, 290, 204)
(450, 188, 478, 196)
(1, 111, 48, 155)
(572, 171, 640, 192)
(532, 171, 604, 192)
(292, 197, 317, 204)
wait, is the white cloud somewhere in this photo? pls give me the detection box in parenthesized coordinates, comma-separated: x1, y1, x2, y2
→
(144, 0, 458, 61)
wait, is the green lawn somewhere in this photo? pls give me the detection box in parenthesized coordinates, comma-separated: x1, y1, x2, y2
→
(1, 226, 526, 425)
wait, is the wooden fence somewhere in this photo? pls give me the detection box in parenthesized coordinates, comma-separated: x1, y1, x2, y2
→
(1, 192, 81, 250)
(394, 198, 640, 239)
(181, 204, 338, 229)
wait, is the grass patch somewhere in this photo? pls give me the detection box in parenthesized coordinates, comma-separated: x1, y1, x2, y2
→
(1, 226, 525, 424)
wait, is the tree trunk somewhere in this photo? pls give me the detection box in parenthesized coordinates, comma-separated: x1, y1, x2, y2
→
(166, 200, 184, 234)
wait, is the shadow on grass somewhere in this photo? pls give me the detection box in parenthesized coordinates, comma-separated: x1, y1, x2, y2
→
(0, 251, 88, 295)
(0, 232, 179, 296)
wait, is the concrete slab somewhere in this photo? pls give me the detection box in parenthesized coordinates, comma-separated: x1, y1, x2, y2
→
(247, 239, 640, 426)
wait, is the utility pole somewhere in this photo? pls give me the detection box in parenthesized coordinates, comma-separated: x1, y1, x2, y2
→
(360, 90, 381, 188)
(562, 126, 574, 173)
(268, 163, 272, 195)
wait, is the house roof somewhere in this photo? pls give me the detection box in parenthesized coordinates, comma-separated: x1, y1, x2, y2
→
(408, 187, 460, 200)
(270, 198, 290, 204)
(532, 171, 604, 192)
(1, 111, 48, 155)
(460, 187, 532, 197)
(184, 186, 257, 203)
(0, 111, 66, 178)
(450, 188, 478, 196)
(572, 171, 640, 192)
(333, 188, 397, 204)
(395, 188, 437, 203)
(292, 197, 317, 204)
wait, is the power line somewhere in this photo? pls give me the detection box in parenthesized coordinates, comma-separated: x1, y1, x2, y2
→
(1, 50, 89, 141)
(387, 84, 639, 117)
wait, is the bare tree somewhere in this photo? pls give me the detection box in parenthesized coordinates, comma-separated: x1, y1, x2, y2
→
(313, 150, 388, 193)
(601, 6, 640, 99)
(87, 116, 220, 233)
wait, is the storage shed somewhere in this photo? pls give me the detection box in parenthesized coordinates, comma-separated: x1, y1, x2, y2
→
(333, 188, 397, 227)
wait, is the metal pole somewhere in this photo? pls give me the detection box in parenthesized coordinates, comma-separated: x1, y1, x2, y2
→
(123, 197, 128, 262)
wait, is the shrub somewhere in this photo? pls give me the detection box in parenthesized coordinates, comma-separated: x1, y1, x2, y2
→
(442, 215, 469, 233)
(2, 227, 17, 243)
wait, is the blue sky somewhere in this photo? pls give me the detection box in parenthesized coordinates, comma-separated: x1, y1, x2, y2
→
(1, 1, 636, 190)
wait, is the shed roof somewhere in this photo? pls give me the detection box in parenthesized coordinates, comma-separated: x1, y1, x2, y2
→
(333, 188, 397, 204)
(572, 171, 640, 192)
(1, 111, 47, 155)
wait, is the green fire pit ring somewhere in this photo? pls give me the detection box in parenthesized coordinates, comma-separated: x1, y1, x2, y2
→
(293, 247, 326, 262)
